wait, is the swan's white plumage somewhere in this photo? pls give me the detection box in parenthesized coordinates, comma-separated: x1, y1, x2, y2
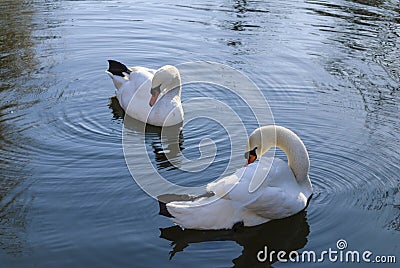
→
(165, 125, 313, 230)
(107, 65, 183, 127)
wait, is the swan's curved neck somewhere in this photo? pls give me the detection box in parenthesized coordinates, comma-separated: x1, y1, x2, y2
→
(160, 79, 182, 99)
(258, 126, 310, 187)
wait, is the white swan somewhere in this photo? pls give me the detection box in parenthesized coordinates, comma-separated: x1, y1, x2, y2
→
(162, 125, 313, 230)
(106, 60, 183, 127)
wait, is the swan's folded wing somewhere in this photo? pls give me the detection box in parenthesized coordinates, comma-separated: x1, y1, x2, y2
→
(129, 67, 154, 89)
(206, 172, 242, 198)
(206, 165, 260, 202)
(244, 187, 307, 219)
(221, 161, 306, 220)
(131, 66, 156, 75)
(166, 196, 237, 230)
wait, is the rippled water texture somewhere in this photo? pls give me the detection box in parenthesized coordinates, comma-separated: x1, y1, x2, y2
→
(1, 0, 399, 267)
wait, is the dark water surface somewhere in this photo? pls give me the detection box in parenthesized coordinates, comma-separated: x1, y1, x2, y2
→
(1, 0, 399, 267)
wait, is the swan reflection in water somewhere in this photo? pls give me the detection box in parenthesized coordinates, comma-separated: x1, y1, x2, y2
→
(109, 96, 184, 170)
(160, 210, 310, 267)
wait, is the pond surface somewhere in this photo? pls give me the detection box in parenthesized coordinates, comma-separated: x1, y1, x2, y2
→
(1, 0, 399, 267)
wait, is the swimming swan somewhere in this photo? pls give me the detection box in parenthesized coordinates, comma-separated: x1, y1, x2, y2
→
(106, 60, 183, 127)
(162, 125, 313, 230)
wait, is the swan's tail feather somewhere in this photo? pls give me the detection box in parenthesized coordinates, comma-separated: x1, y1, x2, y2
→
(158, 194, 196, 218)
(107, 60, 131, 77)
(157, 193, 215, 218)
(165, 196, 238, 230)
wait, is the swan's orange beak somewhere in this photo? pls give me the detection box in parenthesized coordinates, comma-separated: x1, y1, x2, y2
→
(246, 155, 256, 166)
(244, 147, 257, 166)
(149, 90, 160, 107)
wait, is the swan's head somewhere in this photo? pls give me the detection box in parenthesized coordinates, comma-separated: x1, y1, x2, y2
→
(150, 65, 181, 107)
(106, 60, 131, 90)
(245, 126, 276, 165)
